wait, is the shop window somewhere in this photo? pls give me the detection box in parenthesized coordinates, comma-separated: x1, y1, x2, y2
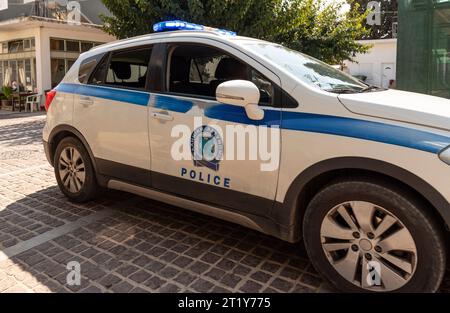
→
(66, 40, 80, 52)
(10, 61, 17, 87)
(24, 39, 31, 51)
(51, 59, 66, 88)
(8, 41, 24, 53)
(2, 62, 9, 86)
(50, 39, 65, 51)
(81, 42, 94, 52)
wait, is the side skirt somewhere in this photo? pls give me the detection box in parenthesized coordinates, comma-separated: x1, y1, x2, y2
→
(107, 179, 278, 235)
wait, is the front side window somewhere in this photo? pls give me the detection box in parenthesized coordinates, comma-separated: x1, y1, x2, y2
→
(243, 42, 368, 93)
(89, 47, 152, 90)
(167, 44, 274, 106)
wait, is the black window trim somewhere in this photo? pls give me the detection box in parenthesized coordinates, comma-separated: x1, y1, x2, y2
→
(158, 42, 298, 109)
(87, 44, 154, 93)
(147, 43, 166, 93)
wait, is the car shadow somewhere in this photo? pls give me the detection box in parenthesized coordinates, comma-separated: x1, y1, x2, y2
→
(0, 186, 330, 293)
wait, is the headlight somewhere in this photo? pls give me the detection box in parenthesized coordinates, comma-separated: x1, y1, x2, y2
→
(439, 146, 450, 165)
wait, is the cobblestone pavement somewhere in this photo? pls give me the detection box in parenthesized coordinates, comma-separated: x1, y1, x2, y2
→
(0, 114, 449, 293)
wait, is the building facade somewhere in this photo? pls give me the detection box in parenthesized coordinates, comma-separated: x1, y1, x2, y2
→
(0, 0, 115, 94)
(344, 1, 398, 88)
(397, 0, 450, 98)
(344, 38, 397, 88)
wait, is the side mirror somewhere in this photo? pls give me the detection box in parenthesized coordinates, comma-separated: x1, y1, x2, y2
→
(216, 80, 264, 120)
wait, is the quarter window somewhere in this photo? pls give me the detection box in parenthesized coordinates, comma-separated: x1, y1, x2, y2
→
(89, 47, 152, 90)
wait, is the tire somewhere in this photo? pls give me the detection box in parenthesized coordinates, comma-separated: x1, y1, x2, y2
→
(303, 178, 446, 293)
(54, 137, 98, 203)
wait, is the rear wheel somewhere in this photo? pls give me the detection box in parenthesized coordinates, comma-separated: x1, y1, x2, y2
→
(54, 137, 98, 203)
(303, 179, 446, 292)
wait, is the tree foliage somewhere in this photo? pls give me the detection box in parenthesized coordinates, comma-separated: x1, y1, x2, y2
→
(101, 0, 371, 64)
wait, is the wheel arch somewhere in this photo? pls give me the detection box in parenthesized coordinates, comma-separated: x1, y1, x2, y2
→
(273, 157, 450, 242)
(48, 124, 98, 173)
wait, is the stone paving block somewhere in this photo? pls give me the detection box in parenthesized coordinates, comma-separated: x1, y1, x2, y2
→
(144, 276, 166, 290)
(129, 270, 152, 284)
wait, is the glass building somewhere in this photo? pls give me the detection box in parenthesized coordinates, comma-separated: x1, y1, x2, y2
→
(397, 0, 450, 98)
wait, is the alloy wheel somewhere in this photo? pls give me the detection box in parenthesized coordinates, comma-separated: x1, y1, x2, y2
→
(58, 146, 86, 194)
(320, 201, 418, 291)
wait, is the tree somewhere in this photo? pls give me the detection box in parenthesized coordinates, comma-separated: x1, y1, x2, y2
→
(101, 0, 370, 64)
(351, 0, 398, 39)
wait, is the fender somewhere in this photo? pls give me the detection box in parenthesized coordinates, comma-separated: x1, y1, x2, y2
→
(272, 157, 450, 241)
(47, 124, 98, 173)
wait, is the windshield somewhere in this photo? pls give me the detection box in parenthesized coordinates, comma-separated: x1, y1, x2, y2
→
(242, 42, 367, 93)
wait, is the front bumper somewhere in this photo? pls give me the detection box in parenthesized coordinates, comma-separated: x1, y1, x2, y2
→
(43, 140, 53, 166)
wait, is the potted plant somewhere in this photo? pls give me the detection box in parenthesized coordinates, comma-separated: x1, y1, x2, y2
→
(0, 93, 4, 109)
(1, 86, 13, 110)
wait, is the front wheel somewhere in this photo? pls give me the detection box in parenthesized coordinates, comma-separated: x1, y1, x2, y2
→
(303, 179, 446, 293)
(54, 137, 98, 203)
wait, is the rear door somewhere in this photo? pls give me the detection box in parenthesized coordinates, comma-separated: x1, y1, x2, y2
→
(148, 40, 282, 216)
(72, 46, 153, 186)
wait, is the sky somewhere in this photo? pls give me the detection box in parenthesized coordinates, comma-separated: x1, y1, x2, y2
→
(324, 0, 351, 13)
(0, 0, 352, 14)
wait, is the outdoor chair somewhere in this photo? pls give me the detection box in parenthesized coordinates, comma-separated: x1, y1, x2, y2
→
(25, 94, 43, 112)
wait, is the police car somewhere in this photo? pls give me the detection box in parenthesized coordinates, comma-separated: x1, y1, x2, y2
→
(43, 21, 450, 292)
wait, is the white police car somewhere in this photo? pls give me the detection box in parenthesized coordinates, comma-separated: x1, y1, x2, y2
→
(43, 21, 450, 292)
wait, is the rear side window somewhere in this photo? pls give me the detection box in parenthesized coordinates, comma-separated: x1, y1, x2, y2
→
(88, 46, 153, 91)
(78, 53, 105, 83)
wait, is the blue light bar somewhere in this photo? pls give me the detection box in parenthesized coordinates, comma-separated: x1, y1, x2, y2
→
(153, 20, 236, 36)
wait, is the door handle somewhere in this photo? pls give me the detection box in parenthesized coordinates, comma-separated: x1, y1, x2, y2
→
(151, 111, 173, 121)
(80, 96, 94, 107)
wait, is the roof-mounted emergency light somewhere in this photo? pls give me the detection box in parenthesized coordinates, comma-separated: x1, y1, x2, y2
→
(153, 20, 237, 36)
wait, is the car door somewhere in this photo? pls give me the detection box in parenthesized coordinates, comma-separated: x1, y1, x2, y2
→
(148, 41, 282, 216)
(72, 45, 153, 187)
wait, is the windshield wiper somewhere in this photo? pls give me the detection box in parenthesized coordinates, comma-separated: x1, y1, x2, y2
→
(324, 88, 359, 94)
(360, 85, 383, 93)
